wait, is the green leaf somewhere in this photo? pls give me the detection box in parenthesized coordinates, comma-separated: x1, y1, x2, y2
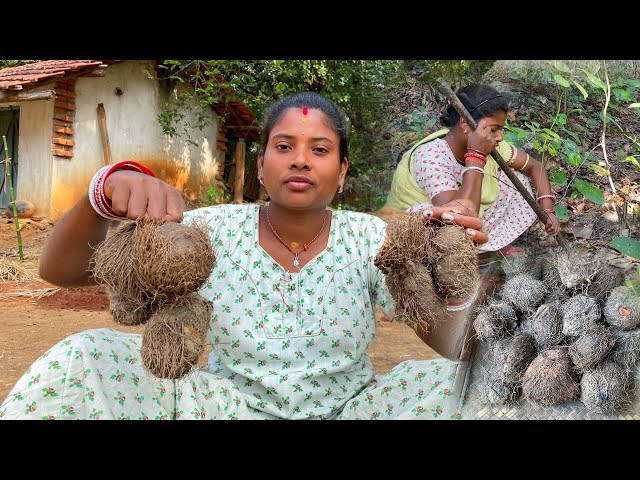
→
(581, 69, 607, 91)
(554, 204, 570, 221)
(542, 128, 562, 140)
(572, 80, 588, 100)
(588, 164, 610, 176)
(549, 170, 568, 185)
(562, 138, 579, 153)
(613, 88, 634, 102)
(609, 237, 640, 260)
(629, 103, 640, 108)
(586, 119, 598, 128)
(562, 128, 581, 145)
(574, 179, 605, 204)
(566, 151, 582, 167)
(553, 74, 571, 88)
(622, 155, 640, 169)
(553, 60, 572, 74)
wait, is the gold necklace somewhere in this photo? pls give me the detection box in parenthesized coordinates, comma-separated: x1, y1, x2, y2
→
(265, 206, 328, 269)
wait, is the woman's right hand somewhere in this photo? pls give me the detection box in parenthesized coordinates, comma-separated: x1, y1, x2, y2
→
(103, 170, 186, 222)
(466, 118, 501, 155)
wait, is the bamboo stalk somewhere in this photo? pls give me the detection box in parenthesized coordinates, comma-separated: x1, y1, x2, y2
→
(2, 135, 24, 261)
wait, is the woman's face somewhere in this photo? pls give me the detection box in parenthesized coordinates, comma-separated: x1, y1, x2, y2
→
(258, 107, 348, 211)
(468, 111, 507, 147)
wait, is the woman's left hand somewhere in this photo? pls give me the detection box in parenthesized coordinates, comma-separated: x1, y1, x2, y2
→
(545, 212, 561, 236)
(421, 206, 489, 245)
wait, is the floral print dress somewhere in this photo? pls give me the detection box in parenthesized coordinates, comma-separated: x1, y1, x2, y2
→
(1, 204, 468, 420)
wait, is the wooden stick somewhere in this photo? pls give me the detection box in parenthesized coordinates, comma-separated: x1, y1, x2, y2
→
(436, 78, 569, 249)
(96, 103, 112, 165)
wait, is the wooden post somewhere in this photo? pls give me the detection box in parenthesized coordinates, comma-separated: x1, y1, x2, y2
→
(233, 139, 246, 204)
(96, 103, 112, 165)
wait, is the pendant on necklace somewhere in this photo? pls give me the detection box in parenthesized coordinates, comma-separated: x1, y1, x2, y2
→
(290, 241, 299, 250)
(293, 254, 300, 268)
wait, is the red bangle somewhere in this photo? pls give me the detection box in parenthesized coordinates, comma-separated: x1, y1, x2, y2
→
(467, 147, 488, 156)
(89, 161, 156, 220)
(463, 153, 486, 167)
(544, 208, 556, 216)
(101, 161, 156, 210)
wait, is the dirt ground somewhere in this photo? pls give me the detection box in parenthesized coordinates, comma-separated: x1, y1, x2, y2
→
(0, 218, 439, 402)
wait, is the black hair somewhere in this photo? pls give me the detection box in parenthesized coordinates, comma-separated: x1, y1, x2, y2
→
(439, 84, 510, 127)
(260, 91, 349, 162)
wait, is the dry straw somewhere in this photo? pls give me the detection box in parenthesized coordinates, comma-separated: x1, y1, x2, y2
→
(0, 257, 37, 282)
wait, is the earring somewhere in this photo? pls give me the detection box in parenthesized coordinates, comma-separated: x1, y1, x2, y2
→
(258, 176, 265, 186)
(338, 184, 343, 194)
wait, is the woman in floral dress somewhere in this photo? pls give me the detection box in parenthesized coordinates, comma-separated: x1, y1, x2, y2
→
(1, 92, 488, 420)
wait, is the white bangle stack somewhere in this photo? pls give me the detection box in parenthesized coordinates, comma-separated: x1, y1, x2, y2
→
(87, 161, 156, 221)
(88, 165, 122, 220)
(461, 166, 485, 176)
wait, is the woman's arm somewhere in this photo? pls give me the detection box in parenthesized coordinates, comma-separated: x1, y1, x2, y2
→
(39, 170, 185, 287)
(510, 149, 561, 235)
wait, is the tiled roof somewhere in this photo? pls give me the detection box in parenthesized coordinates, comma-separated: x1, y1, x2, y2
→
(0, 60, 105, 90)
(0, 60, 258, 138)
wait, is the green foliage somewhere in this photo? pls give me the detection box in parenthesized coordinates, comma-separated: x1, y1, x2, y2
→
(405, 60, 495, 89)
(206, 184, 232, 205)
(155, 60, 404, 181)
(609, 237, 640, 260)
(0, 60, 39, 69)
(554, 204, 570, 221)
(503, 60, 640, 220)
